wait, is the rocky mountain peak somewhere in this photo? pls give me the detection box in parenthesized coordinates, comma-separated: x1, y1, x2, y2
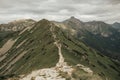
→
(0, 19, 36, 31)
(112, 22, 120, 27)
(39, 19, 50, 22)
(66, 16, 83, 24)
(113, 22, 120, 24)
(63, 16, 84, 29)
(9, 19, 36, 24)
(70, 16, 78, 20)
(112, 22, 120, 32)
(36, 19, 54, 27)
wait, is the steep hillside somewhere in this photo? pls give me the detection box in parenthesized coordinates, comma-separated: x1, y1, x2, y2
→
(0, 19, 59, 75)
(112, 22, 120, 32)
(62, 17, 120, 61)
(0, 19, 120, 80)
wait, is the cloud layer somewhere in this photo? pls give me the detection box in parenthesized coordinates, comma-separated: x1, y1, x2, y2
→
(0, 0, 120, 23)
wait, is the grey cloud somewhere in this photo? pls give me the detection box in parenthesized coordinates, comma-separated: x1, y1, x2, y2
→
(106, 0, 120, 4)
(0, 0, 120, 23)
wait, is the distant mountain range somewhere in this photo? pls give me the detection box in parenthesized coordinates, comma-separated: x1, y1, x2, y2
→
(0, 19, 36, 31)
(0, 17, 120, 80)
(56, 17, 120, 61)
(112, 22, 120, 32)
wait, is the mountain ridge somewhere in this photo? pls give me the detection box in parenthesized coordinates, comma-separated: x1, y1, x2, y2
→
(0, 18, 120, 80)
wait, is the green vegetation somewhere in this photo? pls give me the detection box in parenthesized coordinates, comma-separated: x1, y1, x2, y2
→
(0, 19, 120, 80)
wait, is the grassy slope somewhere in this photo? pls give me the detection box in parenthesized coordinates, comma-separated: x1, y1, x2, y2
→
(0, 20, 120, 80)
(0, 31, 17, 48)
(0, 20, 59, 76)
(53, 27, 120, 80)
(80, 31, 120, 60)
(77, 29, 120, 61)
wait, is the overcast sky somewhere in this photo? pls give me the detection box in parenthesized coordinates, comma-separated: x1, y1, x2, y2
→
(0, 0, 120, 23)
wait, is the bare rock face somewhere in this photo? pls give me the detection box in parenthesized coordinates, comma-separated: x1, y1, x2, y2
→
(63, 16, 84, 29)
(84, 21, 114, 37)
(0, 19, 36, 31)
